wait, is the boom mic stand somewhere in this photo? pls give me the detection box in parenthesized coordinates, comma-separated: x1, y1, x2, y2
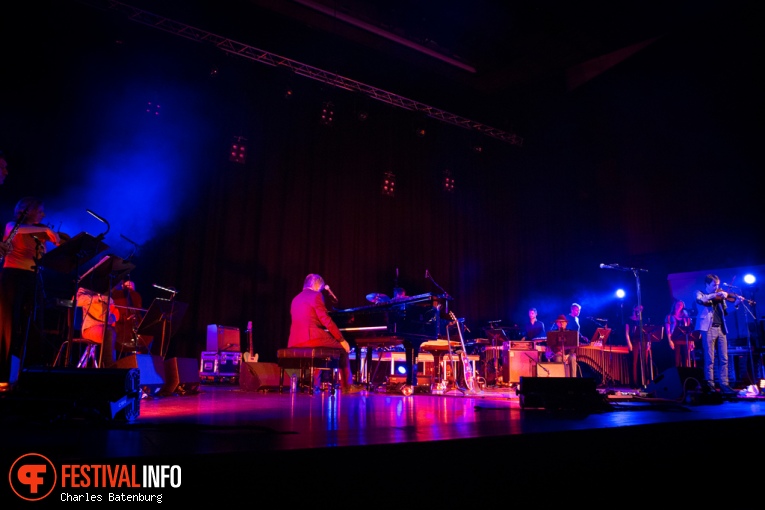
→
(600, 263, 649, 387)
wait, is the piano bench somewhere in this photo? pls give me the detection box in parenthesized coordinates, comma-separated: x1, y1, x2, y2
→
(277, 347, 343, 394)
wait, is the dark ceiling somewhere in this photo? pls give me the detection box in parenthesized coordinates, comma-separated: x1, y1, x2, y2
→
(83, 0, 740, 143)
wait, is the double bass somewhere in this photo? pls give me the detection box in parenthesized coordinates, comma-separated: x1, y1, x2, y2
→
(112, 280, 151, 353)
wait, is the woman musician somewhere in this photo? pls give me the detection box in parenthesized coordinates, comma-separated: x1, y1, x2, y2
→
(665, 299, 694, 368)
(1, 197, 62, 387)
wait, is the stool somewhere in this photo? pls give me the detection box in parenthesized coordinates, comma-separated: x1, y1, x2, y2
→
(276, 347, 342, 394)
(53, 338, 101, 368)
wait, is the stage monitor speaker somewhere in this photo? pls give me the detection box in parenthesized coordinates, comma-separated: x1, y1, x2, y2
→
(503, 349, 538, 383)
(240, 362, 282, 392)
(161, 357, 200, 396)
(518, 376, 602, 411)
(13, 367, 141, 421)
(645, 367, 706, 399)
(115, 354, 166, 392)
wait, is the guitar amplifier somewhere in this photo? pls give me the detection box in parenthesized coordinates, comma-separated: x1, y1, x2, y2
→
(206, 324, 241, 352)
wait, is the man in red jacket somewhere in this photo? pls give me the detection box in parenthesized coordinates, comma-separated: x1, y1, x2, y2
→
(288, 273, 361, 393)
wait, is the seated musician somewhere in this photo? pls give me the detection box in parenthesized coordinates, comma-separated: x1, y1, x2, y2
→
(548, 314, 578, 377)
(521, 307, 545, 341)
(76, 286, 117, 368)
(288, 274, 363, 393)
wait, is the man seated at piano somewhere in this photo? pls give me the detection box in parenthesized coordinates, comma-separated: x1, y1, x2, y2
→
(288, 273, 363, 393)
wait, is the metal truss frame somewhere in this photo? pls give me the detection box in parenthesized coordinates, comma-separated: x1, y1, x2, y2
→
(89, 0, 522, 146)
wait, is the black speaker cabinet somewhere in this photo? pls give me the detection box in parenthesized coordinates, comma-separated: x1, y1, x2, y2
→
(115, 354, 166, 392)
(518, 376, 602, 411)
(239, 362, 282, 392)
(161, 357, 200, 396)
(645, 367, 706, 399)
(13, 367, 141, 421)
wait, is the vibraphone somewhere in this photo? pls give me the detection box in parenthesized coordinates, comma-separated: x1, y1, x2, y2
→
(574, 344, 631, 386)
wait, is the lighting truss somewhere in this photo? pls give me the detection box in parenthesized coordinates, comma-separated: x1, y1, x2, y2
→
(91, 0, 523, 146)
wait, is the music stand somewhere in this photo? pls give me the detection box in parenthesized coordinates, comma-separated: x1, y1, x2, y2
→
(483, 327, 508, 386)
(546, 330, 579, 354)
(78, 255, 135, 295)
(37, 234, 109, 368)
(592, 328, 611, 345)
(38, 232, 108, 275)
(640, 325, 664, 383)
(137, 298, 189, 359)
(77, 255, 135, 367)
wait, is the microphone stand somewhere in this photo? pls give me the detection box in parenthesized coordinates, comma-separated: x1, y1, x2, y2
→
(425, 270, 452, 316)
(730, 286, 760, 381)
(601, 263, 649, 387)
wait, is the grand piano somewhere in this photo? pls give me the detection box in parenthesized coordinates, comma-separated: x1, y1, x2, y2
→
(329, 293, 450, 391)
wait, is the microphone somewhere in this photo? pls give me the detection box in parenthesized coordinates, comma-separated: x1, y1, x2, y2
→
(425, 269, 430, 279)
(324, 284, 338, 301)
(153, 283, 177, 295)
(86, 209, 109, 224)
(599, 263, 618, 269)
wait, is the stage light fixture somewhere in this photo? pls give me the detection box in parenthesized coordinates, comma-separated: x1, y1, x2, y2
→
(229, 136, 247, 164)
(320, 101, 335, 126)
(382, 171, 395, 197)
(442, 169, 455, 193)
(145, 101, 161, 116)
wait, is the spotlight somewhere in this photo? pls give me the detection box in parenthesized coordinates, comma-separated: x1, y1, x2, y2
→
(415, 127, 426, 137)
(284, 88, 294, 100)
(320, 101, 335, 126)
(382, 171, 395, 197)
(229, 136, 247, 164)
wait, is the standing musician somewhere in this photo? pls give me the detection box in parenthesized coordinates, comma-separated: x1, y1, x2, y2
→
(695, 274, 741, 395)
(0, 197, 61, 389)
(112, 279, 151, 356)
(665, 299, 693, 367)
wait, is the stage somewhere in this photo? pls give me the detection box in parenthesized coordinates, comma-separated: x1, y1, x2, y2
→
(2, 372, 765, 504)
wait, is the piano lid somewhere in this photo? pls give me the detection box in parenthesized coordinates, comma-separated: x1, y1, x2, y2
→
(332, 293, 451, 314)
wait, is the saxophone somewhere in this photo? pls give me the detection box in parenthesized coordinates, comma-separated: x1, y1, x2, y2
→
(0, 207, 29, 265)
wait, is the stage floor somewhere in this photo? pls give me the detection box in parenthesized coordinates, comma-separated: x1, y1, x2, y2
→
(2, 377, 765, 503)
